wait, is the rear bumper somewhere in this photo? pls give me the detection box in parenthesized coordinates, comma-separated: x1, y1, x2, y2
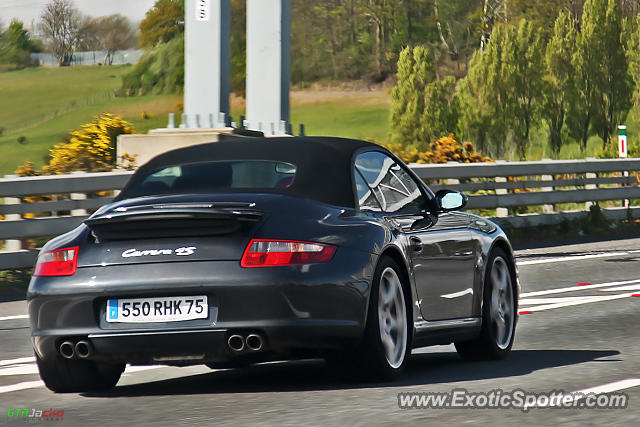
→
(32, 320, 362, 364)
(28, 249, 375, 363)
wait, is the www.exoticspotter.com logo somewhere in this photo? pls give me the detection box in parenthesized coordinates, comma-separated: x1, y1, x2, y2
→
(7, 408, 64, 421)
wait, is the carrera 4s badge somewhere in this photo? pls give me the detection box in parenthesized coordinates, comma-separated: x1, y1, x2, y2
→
(121, 247, 197, 258)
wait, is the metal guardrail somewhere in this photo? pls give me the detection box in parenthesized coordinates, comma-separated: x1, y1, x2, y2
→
(2, 158, 640, 270)
(0, 171, 133, 270)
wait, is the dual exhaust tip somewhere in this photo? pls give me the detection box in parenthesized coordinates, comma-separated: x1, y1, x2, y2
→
(59, 340, 92, 359)
(227, 333, 264, 353)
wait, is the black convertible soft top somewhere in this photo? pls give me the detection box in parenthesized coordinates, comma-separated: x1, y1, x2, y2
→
(118, 136, 386, 208)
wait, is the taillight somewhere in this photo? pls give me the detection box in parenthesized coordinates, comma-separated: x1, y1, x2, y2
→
(33, 247, 79, 276)
(241, 239, 337, 267)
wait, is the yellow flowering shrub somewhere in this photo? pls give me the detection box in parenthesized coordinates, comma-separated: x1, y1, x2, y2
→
(14, 161, 40, 176)
(12, 114, 137, 223)
(384, 135, 493, 164)
(44, 113, 135, 174)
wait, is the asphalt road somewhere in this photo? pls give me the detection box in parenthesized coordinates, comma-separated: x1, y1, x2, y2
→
(1, 238, 639, 426)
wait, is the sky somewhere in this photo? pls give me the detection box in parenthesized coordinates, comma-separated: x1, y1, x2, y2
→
(0, 0, 157, 29)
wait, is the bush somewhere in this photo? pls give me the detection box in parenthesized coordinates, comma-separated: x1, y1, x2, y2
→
(44, 113, 135, 174)
(120, 33, 184, 96)
(16, 135, 26, 144)
(384, 135, 493, 164)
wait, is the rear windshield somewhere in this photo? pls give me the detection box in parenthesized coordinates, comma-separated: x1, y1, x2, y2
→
(123, 161, 297, 197)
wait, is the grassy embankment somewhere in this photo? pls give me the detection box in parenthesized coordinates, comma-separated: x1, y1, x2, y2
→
(0, 66, 391, 175)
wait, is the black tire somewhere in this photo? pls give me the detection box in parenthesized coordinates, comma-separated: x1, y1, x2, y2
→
(455, 248, 517, 361)
(328, 257, 411, 381)
(35, 352, 124, 393)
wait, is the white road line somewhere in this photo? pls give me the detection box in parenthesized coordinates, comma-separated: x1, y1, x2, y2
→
(520, 279, 640, 298)
(537, 378, 640, 408)
(518, 250, 640, 266)
(0, 315, 28, 321)
(519, 296, 603, 305)
(599, 284, 640, 292)
(520, 292, 636, 313)
(0, 364, 39, 376)
(0, 363, 168, 394)
(0, 357, 35, 367)
(573, 378, 640, 395)
(0, 380, 43, 394)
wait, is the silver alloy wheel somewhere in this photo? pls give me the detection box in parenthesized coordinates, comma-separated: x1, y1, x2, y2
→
(489, 256, 514, 350)
(378, 267, 408, 369)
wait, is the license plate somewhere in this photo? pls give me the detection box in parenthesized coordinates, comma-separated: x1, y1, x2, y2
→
(106, 296, 208, 323)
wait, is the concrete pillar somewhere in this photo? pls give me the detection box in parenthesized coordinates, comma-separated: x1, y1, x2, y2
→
(184, 0, 230, 129)
(246, 0, 290, 134)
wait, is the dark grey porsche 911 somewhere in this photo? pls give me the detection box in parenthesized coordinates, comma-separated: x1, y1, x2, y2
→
(28, 136, 519, 392)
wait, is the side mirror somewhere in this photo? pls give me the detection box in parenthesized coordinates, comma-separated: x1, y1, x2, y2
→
(435, 190, 467, 212)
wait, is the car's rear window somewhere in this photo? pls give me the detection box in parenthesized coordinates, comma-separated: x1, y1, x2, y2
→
(123, 160, 297, 197)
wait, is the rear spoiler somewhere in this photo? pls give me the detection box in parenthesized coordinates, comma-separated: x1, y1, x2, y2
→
(84, 202, 264, 241)
(85, 202, 263, 226)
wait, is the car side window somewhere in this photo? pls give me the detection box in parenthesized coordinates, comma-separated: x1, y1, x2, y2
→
(355, 151, 429, 214)
(355, 169, 382, 212)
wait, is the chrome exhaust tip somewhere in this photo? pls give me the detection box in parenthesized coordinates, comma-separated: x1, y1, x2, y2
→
(75, 340, 92, 359)
(227, 335, 245, 352)
(59, 341, 75, 359)
(245, 334, 263, 352)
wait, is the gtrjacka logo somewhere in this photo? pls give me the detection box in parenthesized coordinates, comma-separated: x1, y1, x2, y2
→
(7, 408, 64, 421)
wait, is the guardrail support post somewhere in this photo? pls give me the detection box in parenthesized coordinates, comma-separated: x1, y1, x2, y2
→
(446, 161, 460, 187)
(623, 170, 630, 208)
(70, 171, 88, 217)
(585, 158, 597, 210)
(541, 159, 555, 214)
(494, 161, 508, 218)
(3, 174, 22, 251)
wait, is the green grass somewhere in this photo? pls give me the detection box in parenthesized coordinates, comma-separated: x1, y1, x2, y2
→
(0, 66, 393, 175)
(229, 100, 391, 141)
(291, 103, 390, 141)
(0, 65, 182, 175)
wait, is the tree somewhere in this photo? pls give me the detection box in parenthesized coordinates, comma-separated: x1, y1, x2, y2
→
(509, 20, 545, 160)
(139, 0, 184, 48)
(593, 0, 633, 148)
(507, 0, 568, 40)
(421, 76, 460, 145)
(573, 0, 632, 150)
(389, 46, 435, 147)
(460, 24, 514, 158)
(76, 16, 102, 52)
(120, 33, 184, 96)
(230, 0, 246, 96)
(544, 12, 578, 156)
(0, 20, 41, 69)
(94, 15, 137, 65)
(39, 0, 81, 66)
(624, 15, 639, 124)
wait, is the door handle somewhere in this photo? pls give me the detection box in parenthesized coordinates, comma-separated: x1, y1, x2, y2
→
(410, 237, 422, 253)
